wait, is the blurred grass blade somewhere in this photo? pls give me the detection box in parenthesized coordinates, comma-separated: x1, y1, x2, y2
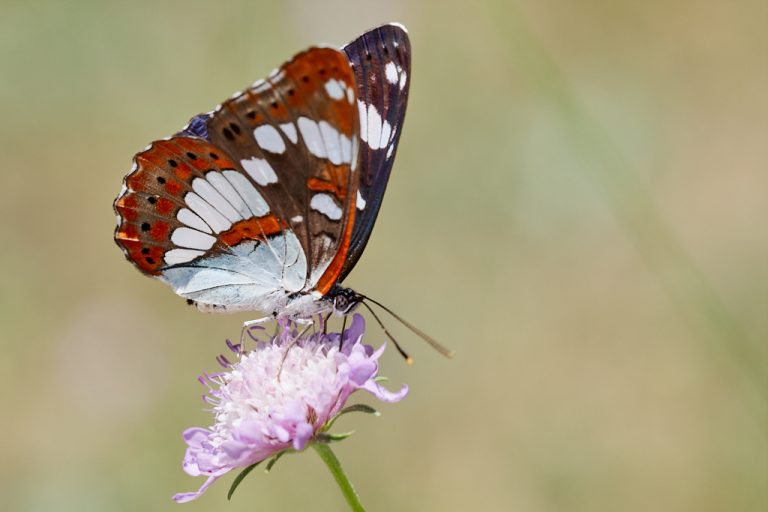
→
(227, 461, 261, 500)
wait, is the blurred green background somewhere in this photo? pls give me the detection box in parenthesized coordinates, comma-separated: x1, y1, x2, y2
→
(1, 0, 766, 510)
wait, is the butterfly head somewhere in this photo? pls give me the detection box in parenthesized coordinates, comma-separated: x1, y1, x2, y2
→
(326, 285, 363, 316)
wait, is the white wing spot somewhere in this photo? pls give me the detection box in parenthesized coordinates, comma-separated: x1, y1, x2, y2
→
(319, 121, 346, 165)
(385, 62, 398, 84)
(241, 157, 278, 186)
(324, 79, 345, 100)
(171, 227, 216, 250)
(177, 208, 212, 233)
(185, 192, 231, 233)
(379, 119, 392, 150)
(310, 193, 342, 220)
(192, 177, 241, 223)
(291, 215, 304, 223)
(366, 104, 383, 150)
(341, 135, 352, 164)
(357, 100, 369, 143)
(280, 123, 298, 144)
(206, 171, 252, 219)
(164, 248, 205, 265)
(298, 117, 327, 159)
(253, 125, 286, 154)
(359, 101, 393, 151)
(386, 143, 395, 159)
(223, 170, 269, 216)
(356, 190, 367, 211)
(399, 69, 407, 90)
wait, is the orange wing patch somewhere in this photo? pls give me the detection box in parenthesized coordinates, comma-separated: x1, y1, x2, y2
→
(219, 214, 286, 246)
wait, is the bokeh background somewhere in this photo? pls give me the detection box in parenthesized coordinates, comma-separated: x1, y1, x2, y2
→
(1, 0, 766, 510)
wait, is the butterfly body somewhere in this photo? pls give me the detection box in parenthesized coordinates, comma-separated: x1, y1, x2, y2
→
(114, 24, 410, 318)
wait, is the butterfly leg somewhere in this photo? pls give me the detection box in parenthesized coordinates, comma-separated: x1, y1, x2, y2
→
(339, 313, 348, 350)
(320, 312, 332, 334)
(240, 316, 274, 346)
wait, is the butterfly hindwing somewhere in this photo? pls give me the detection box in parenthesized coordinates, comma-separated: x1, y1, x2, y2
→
(115, 137, 267, 275)
(115, 47, 361, 313)
(339, 23, 411, 280)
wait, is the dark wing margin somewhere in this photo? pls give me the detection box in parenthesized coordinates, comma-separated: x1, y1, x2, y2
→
(339, 23, 411, 281)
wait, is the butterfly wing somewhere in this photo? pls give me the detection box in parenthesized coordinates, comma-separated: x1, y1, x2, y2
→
(114, 48, 360, 313)
(338, 23, 411, 281)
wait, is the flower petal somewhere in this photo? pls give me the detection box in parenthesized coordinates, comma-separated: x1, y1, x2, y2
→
(172, 470, 226, 503)
(182, 427, 212, 448)
(293, 422, 314, 450)
(362, 381, 409, 403)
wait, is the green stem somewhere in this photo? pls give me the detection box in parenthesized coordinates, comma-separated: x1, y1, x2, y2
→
(312, 442, 366, 512)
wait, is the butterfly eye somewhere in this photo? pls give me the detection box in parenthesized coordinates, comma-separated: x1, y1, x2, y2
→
(333, 295, 349, 312)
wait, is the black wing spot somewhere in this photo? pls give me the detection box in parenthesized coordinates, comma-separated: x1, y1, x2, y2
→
(141, 222, 151, 231)
(229, 123, 241, 135)
(319, 68, 326, 75)
(186, 152, 197, 160)
(209, 152, 219, 160)
(141, 247, 150, 255)
(145, 257, 155, 265)
(222, 127, 234, 140)
(147, 196, 157, 204)
(168, 159, 178, 167)
(186, 299, 195, 305)
(383, 46, 389, 55)
(288, 88, 295, 96)
(302, 75, 310, 83)
(365, 53, 372, 61)
(157, 176, 166, 184)
(271, 101, 278, 109)
(246, 111, 256, 119)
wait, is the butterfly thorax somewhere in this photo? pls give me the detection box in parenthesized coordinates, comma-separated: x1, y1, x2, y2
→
(276, 285, 362, 318)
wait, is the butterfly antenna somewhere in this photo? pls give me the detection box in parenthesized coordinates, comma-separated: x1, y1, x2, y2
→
(360, 301, 413, 365)
(361, 296, 455, 358)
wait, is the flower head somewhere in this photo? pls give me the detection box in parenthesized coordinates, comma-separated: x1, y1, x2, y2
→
(173, 314, 407, 503)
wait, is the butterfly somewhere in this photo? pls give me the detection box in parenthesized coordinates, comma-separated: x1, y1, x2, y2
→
(114, 24, 411, 320)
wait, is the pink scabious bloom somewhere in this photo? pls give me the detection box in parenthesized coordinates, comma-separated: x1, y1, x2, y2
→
(173, 314, 408, 503)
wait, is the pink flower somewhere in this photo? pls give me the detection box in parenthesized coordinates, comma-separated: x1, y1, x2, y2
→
(173, 314, 408, 503)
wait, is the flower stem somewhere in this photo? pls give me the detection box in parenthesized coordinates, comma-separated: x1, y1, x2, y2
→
(312, 442, 366, 512)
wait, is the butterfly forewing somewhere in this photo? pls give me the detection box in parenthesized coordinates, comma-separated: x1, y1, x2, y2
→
(339, 23, 411, 280)
(206, 47, 360, 290)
